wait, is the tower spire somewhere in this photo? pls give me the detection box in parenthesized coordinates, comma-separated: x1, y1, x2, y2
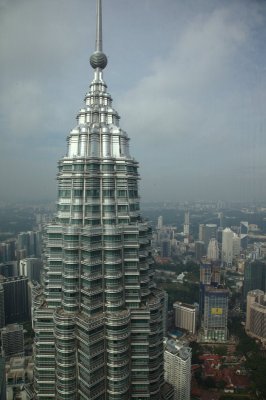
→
(90, 0, 108, 70)
(96, 0, 103, 52)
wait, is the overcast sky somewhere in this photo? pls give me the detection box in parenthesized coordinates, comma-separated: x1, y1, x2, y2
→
(0, 0, 266, 203)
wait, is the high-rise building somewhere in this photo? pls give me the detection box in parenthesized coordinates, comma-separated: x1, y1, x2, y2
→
(207, 238, 219, 261)
(173, 301, 198, 334)
(199, 261, 221, 317)
(198, 224, 204, 242)
(218, 212, 224, 228)
(17, 231, 42, 259)
(183, 211, 189, 235)
(240, 221, 248, 250)
(200, 262, 212, 285)
(157, 216, 163, 230)
(222, 228, 234, 266)
(221, 228, 241, 266)
(1, 324, 24, 360)
(0, 240, 16, 263)
(195, 240, 205, 261)
(233, 234, 241, 258)
(161, 239, 171, 258)
(0, 357, 6, 400)
(183, 211, 189, 243)
(164, 339, 191, 400)
(203, 286, 229, 342)
(199, 224, 217, 247)
(32, 1, 169, 399)
(0, 276, 30, 324)
(0, 261, 18, 278)
(0, 285, 5, 329)
(19, 258, 42, 283)
(245, 290, 266, 341)
(243, 261, 266, 300)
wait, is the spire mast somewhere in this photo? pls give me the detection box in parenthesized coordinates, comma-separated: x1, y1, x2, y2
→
(90, 0, 108, 70)
(96, 0, 103, 52)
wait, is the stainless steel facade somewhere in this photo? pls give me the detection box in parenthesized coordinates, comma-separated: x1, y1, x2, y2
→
(32, 1, 167, 399)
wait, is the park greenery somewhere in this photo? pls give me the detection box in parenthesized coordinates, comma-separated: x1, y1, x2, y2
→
(229, 317, 266, 398)
(155, 260, 200, 306)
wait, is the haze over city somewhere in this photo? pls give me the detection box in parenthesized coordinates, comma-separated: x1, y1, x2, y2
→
(0, 0, 266, 203)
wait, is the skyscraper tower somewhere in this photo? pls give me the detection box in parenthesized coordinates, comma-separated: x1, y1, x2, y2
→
(207, 238, 219, 261)
(32, 1, 168, 399)
(183, 211, 189, 244)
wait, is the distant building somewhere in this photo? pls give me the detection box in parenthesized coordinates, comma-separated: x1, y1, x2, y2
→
(0, 262, 18, 278)
(0, 240, 16, 263)
(243, 261, 266, 300)
(0, 276, 30, 324)
(0, 285, 5, 329)
(222, 228, 234, 266)
(233, 234, 241, 258)
(218, 212, 224, 228)
(173, 302, 198, 334)
(0, 357, 6, 400)
(158, 215, 163, 230)
(17, 231, 42, 259)
(240, 221, 249, 250)
(199, 261, 221, 317)
(217, 227, 223, 244)
(246, 290, 266, 342)
(164, 339, 191, 400)
(200, 262, 212, 285)
(199, 224, 205, 242)
(161, 239, 171, 258)
(195, 241, 206, 260)
(199, 224, 217, 247)
(19, 258, 42, 283)
(183, 211, 189, 243)
(203, 286, 229, 342)
(222, 228, 233, 265)
(1, 324, 24, 360)
(207, 238, 219, 261)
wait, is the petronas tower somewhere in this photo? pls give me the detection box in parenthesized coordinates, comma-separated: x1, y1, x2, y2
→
(32, 1, 170, 399)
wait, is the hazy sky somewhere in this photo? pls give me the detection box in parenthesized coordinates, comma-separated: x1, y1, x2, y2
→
(0, 0, 266, 203)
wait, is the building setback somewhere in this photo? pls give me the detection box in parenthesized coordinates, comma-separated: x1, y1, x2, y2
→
(32, 1, 171, 399)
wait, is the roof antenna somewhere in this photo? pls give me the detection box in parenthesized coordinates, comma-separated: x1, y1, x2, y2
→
(90, 0, 108, 70)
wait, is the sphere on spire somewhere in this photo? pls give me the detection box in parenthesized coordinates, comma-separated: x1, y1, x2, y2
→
(90, 50, 108, 70)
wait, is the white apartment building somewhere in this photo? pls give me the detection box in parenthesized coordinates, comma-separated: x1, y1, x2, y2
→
(173, 301, 198, 334)
(164, 339, 191, 400)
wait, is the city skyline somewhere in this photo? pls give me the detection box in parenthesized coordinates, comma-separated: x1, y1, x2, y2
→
(1, 0, 266, 202)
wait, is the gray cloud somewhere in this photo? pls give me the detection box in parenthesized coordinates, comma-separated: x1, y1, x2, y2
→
(0, 0, 265, 202)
